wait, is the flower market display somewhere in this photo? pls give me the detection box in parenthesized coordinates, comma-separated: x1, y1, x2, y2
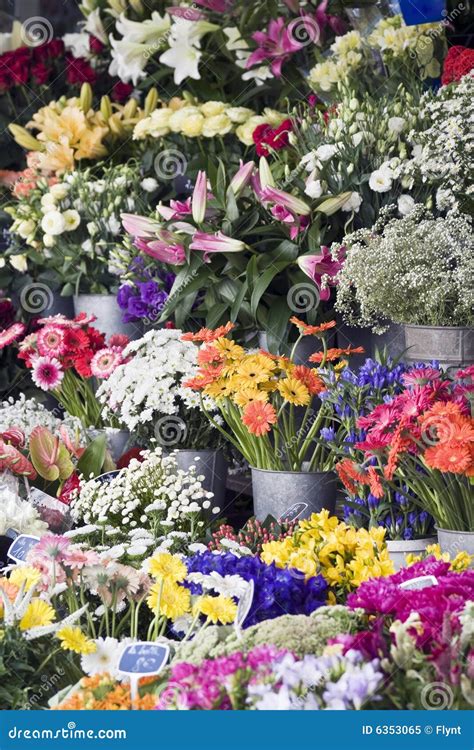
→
(0, 0, 472, 726)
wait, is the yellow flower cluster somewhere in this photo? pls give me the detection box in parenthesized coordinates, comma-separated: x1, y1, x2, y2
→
(261, 510, 394, 600)
(309, 15, 443, 93)
(133, 97, 286, 145)
(10, 91, 145, 173)
(406, 544, 473, 572)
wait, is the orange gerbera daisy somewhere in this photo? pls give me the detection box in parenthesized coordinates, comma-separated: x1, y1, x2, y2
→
(367, 466, 384, 499)
(424, 442, 472, 475)
(182, 322, 235, 343)
(293, 365, 325, 395)
(242, 401, 277, 436)
(290, 317, 337, 335)
(336, 458, 367, 495)
(197, 345, 223, 367)
(309, 346, 365, 363)
(184, 364, 223, 390)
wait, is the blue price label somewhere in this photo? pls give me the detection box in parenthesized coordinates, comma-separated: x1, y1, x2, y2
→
(8, 534, 40, 563)
(118, 642, 170, 677)
(96, 470, 120, 485)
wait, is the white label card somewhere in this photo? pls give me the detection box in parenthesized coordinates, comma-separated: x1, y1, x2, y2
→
(400, 575, 438, 591)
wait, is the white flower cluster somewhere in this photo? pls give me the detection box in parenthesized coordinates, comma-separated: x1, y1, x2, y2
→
(0, 394, 82, 441)
(335, 207, 474, 332)
(71, 447, 216, 537)
(96, 328, 216, 433)
(400, 73, 474, 212)
(0, 487, 48, 537)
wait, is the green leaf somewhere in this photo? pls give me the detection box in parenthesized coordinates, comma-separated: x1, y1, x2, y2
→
(250, 261, 289, 319)
(206, 302, 229, 329)
(77, 434, 107, 478)
(230, 280, 248, 321)
(264, 298, 292, 353)
(225, 186, 239, 222)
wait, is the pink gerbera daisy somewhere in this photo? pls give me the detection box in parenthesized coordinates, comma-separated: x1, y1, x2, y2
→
(31, 355, 64, 391)
(90, 348, 123, 378)
(37, 314, 77, 327)
(37, 325, 66, 357)
(0, 322, 26, 350)
(402, 367, 441, 387)
(108, 334, 130, 350)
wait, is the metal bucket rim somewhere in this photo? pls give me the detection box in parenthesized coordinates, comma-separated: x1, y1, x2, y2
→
(250, 466, 336, 477)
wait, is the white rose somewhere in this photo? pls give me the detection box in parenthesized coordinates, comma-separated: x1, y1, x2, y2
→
(41, 210, 66, 236)
(388, 116, 406, 135)
(63, 209, 81, 231)
(369, 167, 393, 193)
(397, 194, 416, 216)
(341, 192, 363, 213)
(316, 144, 337, 162)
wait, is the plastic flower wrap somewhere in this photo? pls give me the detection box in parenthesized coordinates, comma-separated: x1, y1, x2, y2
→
(96, 328, 221, 448)
(261, 511, 394, 600)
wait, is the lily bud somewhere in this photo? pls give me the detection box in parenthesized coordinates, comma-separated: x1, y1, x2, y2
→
(144, 87, 159, 116)
(123, 98, 138, 119)
(129, 0, 144, 14)
(259, 157, 275, 189)
(192, 171, 207, 224)
(100, 95, 113, 121)
(229, 161, 255, 197)
(79, 83, 92, 114)
(108, 114, 125, 136)
(316, 192, 353, 216)
(8, 124, 43, 151)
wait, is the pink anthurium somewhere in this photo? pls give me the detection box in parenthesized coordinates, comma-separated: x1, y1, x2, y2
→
(1, 427, 25, 448)
(192, 170, 208, 224)
(59, 426, 85, 460)
(297, 245, 346, 301)
(0, 440, 36, 478)
(29, 426, 74, 482)
(121, 214, 162, 238)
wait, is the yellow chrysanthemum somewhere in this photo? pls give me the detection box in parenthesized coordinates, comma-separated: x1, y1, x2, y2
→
(195, 595, 237, 624)
(10, 566, 42, 592)
(277, 377, 311, 406)
(147, 580, 191, 620)
(233, 389, 268, 408)
(19, 599, 56, 631)
(148, 553, 187, 583)
(56, 626, 96, 654)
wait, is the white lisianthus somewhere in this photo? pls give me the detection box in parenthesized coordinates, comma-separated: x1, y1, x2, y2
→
(140, 177, 158, 192)
(397, 194, 416, 216)
(49, 183, 70, 200)
(41, 210, 66, 236)
(315, 144, 337, 162)
(9, 255, 28, 272)
(352, 132, 364, 147)
(341, 192, 363, 213)
(388, 116, 406, 135)
(305, 177, 323, 199)
(43, 234, 55, 248)
(369, 167, 393, 193)
(17, 219, 35, 239)
(63, 209, 81, 231)
(63, 32, 90, 59)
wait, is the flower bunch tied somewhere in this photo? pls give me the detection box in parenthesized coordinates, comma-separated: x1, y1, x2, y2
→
(14, 313, 130, 428)
(96, 328, 223, 450)
(121, 158, 343, 341)
(5, 162, 156, 296)
(183, 319, 362, 471)
(318, 357, 437, 541)
(336, 367, 474, 532)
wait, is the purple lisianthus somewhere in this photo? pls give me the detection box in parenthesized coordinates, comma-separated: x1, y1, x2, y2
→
(185, 551, 327, 627)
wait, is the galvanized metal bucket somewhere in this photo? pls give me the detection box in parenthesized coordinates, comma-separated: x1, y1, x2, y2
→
(437, 527, 474, 565)
(387, 537, 438, 571)
(403, 325, 474, 374)
(251, 468, 337, 521)
(73, 294, 143, 341)
(174, 449, 228, 514)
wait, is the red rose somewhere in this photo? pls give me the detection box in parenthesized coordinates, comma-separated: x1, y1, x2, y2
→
(7, 48, 31, 86)
(33, 39, 65, 61)
(89, 35, 105, 54)
(253, 123, 273, 156)
(65, 54, 97, 85)
(31, 62, 51, 85)
(111, 81, 134, 103)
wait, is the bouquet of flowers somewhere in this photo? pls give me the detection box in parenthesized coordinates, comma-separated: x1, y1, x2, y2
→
(308, 15, 446, 98)
(96, 328, 221, 449)
(15, 313, 130, 428)
(5, 162, 155, 296)
(261, 510, 394, 599)
(335, 207, 474, 333)
(319, 357, 436, 540)
(336, 368, 474, 532)
(182, 320, 360, 471)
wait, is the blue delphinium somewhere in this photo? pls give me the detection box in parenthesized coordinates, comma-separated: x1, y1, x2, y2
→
(185, 551, 328, 628)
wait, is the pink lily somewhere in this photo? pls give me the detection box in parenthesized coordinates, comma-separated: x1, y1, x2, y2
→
(261, 185, 311, 216)
(167, 6, 207, 20)
(156, 198, 192, 221)
(246, 17, 304, 77)
(194, 0, 234, 11)
(229, 161, 255, 197)
(135, 237, 186, 265)
(192, 170, 207, 224)
(297, 245, 346, 301)
(121, 213, 162, 238)
(190, 230, 245, 261)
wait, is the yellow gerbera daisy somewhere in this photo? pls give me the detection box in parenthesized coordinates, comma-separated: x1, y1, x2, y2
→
(204, 380, 234, 399)
(56, 626, 96, 654)
(233, 389, 268, 408)
(277, 377, 311, 406)
(213, 338, 245, 360)
(148, 553, 187, 583)
(146, 580, 191, 620)
(237, 356, 275, 385)
(19, 599, 56, 631)
(194, 595, 237, 624)
(10, 566, 42, 592)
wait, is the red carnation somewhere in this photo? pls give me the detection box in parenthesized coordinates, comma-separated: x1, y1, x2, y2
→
(111, 81, 134, 103)
(33, 39, 65, 61)
(65, 54, 96, 85)
(253, 119, 293, 157)
(454, 49, 474, 81)
(441, 45, 474, 85)
(31, 62, 51, 85)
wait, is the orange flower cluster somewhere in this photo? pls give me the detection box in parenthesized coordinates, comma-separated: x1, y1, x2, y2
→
(336, 458, 384, 498)
(310, 346, 365, 364)
(54, 674, 157, 710)
(421, 403, 474, 476)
